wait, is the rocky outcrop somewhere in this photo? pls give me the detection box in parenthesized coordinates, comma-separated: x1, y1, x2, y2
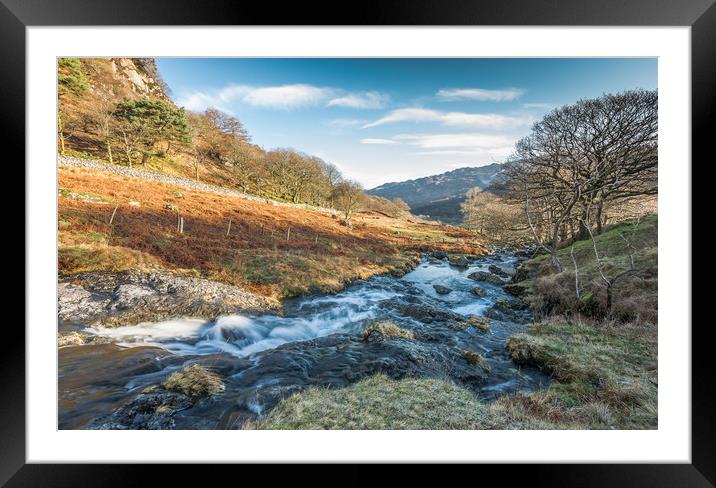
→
(58, 270, 279, 326)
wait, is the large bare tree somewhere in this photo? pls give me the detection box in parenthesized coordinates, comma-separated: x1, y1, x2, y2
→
(501, 89, 658, 271)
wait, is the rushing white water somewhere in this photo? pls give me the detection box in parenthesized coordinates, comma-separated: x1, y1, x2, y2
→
(88, 279, 403, 357)
(87, 255, 517, 358)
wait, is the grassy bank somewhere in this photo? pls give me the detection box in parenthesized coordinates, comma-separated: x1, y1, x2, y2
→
(58, 166, 486, 300)
(252, 215, 658, 430)
(519, 214, 657, 324)
(253, 319, 656, 430)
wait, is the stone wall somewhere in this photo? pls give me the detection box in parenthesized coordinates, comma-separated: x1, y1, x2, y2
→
(58, 156, 338, 215)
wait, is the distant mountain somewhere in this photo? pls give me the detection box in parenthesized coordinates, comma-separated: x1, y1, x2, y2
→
(367, 164, 503, 224)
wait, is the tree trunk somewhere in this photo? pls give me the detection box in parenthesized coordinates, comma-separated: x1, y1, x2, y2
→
(105, 138, 113, 164)
(122, 132, 132, 168)
(551, 248, 563, 273)
(577, 216, 590, 241)
(595, 201, 604, 234)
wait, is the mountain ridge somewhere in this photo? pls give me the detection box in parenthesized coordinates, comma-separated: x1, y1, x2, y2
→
(367, 163, 503, 223)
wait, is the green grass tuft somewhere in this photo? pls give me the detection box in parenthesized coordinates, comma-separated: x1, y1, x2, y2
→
(362, 321, 415, 341)
(250, 374, 489, 430)
(162, 364, 225, 398)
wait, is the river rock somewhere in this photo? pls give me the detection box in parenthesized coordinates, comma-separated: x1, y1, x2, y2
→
(470, 286, 487, 297)
(448, 255, 470, 268)
(430, 250, 448, 260)
(433, 284, 453, 295)
(467, 271, 504, 285)
(87, 389, 194, 430)
(488, 264, 511, 278)
(380, 299, 461, 324)
(58, 270, 279, 326)
(484, 299, 530, 323)
(503, 283, 529, 297)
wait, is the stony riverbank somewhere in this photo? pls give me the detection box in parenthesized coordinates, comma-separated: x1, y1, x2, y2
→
(58, 269, 280, 327)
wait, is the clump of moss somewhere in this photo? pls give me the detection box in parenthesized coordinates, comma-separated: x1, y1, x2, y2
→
(162, 364, 225, 398)
(465, 315, 490, 332)
(463, 351, 491, 372)
(362, 321, 414, 341)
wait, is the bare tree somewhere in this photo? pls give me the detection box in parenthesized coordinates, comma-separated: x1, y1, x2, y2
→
(332, 181, 364, 223)
(501, 89, 658, 271)
(582, 213, 641, 315)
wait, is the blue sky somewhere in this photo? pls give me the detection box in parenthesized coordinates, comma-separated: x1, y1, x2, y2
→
(157, 58, 657, 188)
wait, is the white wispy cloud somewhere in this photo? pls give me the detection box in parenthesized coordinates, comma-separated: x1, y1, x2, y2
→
(362, 108, 530, 129)
(243, 84, 335, 109)
(178, 84, 389, 112)
(523, 102, 554, 109)
(392, 133, 516, 150)
(327, 91, 389, 109)
(360, 138, 399, 145)
(327, 118, 366, 127)
(436, 87, 524, 102)
(358, 132, 518, 159)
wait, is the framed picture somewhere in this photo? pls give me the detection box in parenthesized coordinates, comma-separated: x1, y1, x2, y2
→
(8, 0, 711, 483)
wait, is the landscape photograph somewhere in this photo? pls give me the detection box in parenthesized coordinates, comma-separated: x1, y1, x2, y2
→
(57, 57, 658, 430)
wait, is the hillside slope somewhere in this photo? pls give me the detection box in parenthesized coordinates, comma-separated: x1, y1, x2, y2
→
(367, 164, 503, 223)
(59, 165, 487, 301)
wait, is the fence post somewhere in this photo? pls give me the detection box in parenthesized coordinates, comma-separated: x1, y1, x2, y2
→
(108, 205, 119, 226)
(227, 218, 232, 236)
(286, 227, 291, 241)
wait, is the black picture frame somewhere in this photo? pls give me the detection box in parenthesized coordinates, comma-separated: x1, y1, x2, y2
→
(5, 0, 711, 485)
